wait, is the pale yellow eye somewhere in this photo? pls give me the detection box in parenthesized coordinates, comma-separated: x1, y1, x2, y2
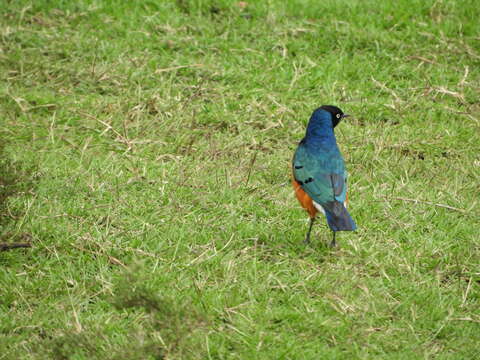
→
(336, 114, 341, 119)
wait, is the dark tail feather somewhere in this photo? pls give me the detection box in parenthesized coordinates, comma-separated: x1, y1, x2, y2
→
(324, 201, 357, 232)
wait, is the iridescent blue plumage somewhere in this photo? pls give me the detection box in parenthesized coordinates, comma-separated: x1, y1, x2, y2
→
(293, 107, 356, 236)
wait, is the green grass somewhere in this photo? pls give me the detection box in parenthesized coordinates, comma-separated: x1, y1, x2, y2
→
(1, 0, 479, 358)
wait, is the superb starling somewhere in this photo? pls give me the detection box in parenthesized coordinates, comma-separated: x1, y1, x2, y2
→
(292, 105, 356, 247)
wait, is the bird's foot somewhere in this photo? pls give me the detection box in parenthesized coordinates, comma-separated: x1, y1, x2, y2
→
(328, 232, 338, 249)
(303, 236, 311, 245)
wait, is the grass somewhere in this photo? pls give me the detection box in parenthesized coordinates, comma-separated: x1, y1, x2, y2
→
(1, 0, 479, 358)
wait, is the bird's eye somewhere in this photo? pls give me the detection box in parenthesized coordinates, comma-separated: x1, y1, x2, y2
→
(336, 114, 341, 119)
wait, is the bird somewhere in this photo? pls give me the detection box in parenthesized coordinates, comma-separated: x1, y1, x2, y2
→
(292, 105, 356, 247)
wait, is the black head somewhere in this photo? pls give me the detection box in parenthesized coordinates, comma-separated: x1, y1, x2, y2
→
(319, 105, 349, 128)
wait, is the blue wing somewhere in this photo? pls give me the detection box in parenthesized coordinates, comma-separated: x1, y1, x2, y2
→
(292, 141, 356, 232)
(292, 143, 347, 206)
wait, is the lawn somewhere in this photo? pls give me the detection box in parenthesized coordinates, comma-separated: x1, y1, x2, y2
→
(1, 0, 479, 358)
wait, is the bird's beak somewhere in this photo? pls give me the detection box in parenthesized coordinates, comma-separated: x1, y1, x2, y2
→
(342, 114, 350, 118)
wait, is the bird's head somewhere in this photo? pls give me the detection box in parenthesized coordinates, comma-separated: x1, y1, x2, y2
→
(317, 105, 350, 128)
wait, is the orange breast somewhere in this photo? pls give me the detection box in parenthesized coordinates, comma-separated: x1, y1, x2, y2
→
(292, 177, 317, 218)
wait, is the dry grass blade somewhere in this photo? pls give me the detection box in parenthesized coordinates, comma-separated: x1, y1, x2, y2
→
(155, 64, 203, 73)
(0, 242, 31, 251)
(391, 197, 466, 213)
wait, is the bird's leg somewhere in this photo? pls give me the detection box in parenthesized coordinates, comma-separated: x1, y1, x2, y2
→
(304, 217, 315, 244)
(329, 231, 337, 248)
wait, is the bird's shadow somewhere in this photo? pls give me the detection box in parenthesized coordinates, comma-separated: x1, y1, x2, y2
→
(251, 231, 339, 265)
(288, 236, 339, 258)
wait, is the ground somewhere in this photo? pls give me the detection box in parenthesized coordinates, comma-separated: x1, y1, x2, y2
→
(0, 0, 479, 359)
